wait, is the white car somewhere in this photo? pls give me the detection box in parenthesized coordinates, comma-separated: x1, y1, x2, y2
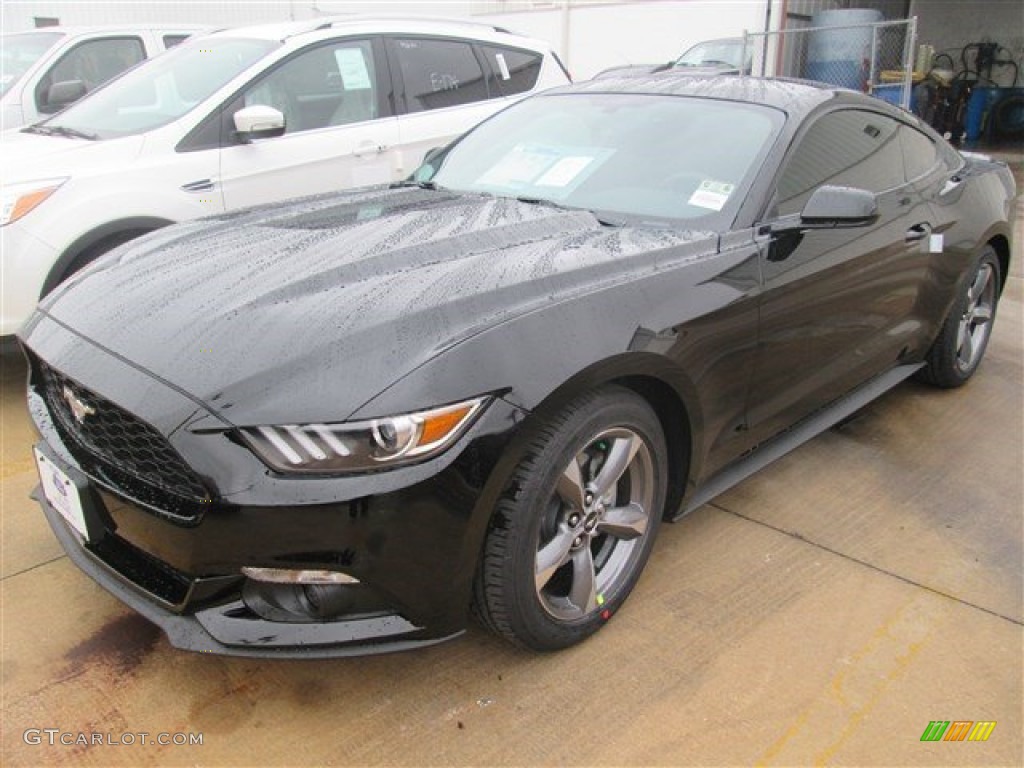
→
(0, 17, 570, 337)
(1, 25, 207, 129)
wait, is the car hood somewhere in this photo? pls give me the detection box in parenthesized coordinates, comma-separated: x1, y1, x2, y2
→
(0, 128, 144, 181)
(38, 186, 718, 426)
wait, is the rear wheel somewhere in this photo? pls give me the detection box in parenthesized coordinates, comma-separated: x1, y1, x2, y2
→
(474, 386, 667, 651)
(918, 246, 1001, 388)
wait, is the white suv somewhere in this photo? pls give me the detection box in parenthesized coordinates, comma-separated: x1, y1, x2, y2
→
(0, 17, 570, 336)
(1, 25, 207, 129)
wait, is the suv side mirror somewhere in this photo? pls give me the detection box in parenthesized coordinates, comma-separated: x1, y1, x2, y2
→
(233, 105, 286, 143)
(413, 145, 448, 182)
(43, 80, 88, 112)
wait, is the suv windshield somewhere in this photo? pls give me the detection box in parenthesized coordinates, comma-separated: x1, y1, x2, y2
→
(428, 92, 781, 226)
(37, 36, 278, 139)
(1, 31, 64, 97)
(674, 39, 746, 70)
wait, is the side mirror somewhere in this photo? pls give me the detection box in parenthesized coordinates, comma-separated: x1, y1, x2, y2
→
(43, 80, 87, 112)
(766, 185, 879, 234)
(799, 185, 878, 228)
(233, 105, 286, 143)
(413, 145, 446, 182)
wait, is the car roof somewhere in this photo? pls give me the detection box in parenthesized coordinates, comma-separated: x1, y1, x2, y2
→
(208, 15, 533, 45)
(554, 74, 892, 120)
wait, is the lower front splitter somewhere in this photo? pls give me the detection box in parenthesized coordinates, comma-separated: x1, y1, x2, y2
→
(34, 486, 462, 658)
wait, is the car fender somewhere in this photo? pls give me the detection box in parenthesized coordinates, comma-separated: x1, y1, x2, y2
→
(40, 215, 176, 297)
(19, 157, 213, 299)
(352, 251, 761, 527)
(425, 348, 701, 618)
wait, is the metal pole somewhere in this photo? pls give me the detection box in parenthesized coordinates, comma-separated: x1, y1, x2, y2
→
(560, 0, 571, 71)
(868, 24, 878, 93)
(902, 17, 917, 111)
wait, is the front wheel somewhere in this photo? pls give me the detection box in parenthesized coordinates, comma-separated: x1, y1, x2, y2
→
(474, 386, 667, 651)
(918, 246, 1001, 388)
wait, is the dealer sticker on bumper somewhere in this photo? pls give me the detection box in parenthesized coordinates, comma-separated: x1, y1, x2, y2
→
(34, 447, 89, 540)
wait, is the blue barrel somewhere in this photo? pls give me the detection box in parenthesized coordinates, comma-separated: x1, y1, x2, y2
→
(806, 9, 884, 90)
(872, 83, 917, 111)
(965, 87, 1001, 142)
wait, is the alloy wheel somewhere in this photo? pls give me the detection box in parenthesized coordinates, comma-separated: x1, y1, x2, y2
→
(955, 262, 996, 374)
(534, 427, 656, 621)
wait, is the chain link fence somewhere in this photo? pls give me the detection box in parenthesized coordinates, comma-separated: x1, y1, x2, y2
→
(741, 18, 918, 111)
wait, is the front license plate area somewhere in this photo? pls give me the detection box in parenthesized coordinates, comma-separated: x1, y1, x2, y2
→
(34, 446, 89, 540)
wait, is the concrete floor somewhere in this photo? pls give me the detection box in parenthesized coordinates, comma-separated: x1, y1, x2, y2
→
(2, 158, 1021, 767)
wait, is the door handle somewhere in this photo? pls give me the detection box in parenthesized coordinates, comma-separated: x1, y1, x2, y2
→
(905, 223, 932, 243)
(353, 141, 385, 158)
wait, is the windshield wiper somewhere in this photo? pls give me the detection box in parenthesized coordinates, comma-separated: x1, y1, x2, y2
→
(23, 124, 97, 140)
(389, 180, 440, 190)
(516, 196, 624, 227)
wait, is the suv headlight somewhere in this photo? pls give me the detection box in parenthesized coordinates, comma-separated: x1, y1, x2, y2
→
(1, 178, 68, 227)
(239, 396, 489, 474)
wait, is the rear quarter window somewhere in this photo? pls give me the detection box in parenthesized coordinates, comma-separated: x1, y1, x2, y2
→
(479, 44, 542, 97)
(899, 125, 940, 181)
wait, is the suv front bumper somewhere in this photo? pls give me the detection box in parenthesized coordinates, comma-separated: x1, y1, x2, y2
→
(1, 223, 59, 336)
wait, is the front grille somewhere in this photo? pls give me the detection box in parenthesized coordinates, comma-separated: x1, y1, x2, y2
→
(39, 363, 211, 510)
(89, 533, 192, 606)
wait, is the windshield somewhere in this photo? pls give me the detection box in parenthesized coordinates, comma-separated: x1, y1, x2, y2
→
(1, 31, 64, 97)
(38, 36, 278, 139)
(427, 93, 782, 226)
(674, 40, 745, 70)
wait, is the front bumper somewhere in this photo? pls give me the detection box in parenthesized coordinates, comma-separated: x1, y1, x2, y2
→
(22, 327, 526, 656)
(0, 222, 59, 337)
(34, 471, 459, 657)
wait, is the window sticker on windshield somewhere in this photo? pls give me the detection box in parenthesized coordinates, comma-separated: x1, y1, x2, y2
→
(475, 143, 611, 197)
(477, 143, 561, 188)
(335, 48, 372, 90)
(536, 156, 594, 187)
(688, 180, 735, 211)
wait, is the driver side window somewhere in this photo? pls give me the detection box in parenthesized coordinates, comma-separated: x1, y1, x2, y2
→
(776, 110, 905, 216)
(240, 39, 378, 135)
(36, 37, 145, 113)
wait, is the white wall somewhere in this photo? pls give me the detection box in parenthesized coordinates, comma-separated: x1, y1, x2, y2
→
(1, 1, 774, 80)
(0, 1, 478, 33)
(478, 1, 771, 79)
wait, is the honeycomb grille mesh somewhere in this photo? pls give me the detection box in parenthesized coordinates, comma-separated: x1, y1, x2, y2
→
(40, 363, 210, 506)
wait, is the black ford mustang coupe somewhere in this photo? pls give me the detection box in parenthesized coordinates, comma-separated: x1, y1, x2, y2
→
(20, 76, 1015, 656)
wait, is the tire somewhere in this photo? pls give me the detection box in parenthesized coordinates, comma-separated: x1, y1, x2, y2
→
(918, 245, 1001, 388)
(474, 385, 668, 651)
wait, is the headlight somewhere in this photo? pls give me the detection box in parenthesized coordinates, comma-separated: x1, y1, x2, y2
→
(239, 396, 489, 474)
(0, 178, 68, 227)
